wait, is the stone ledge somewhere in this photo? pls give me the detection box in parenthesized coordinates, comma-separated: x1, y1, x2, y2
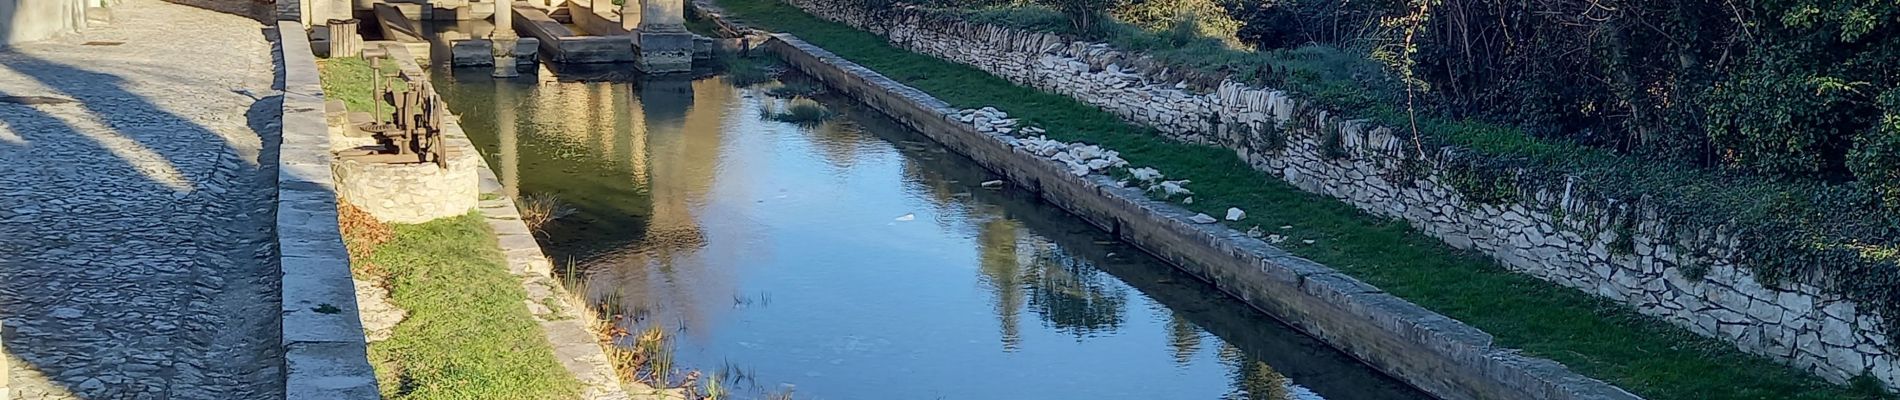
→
(763, 33, 1640, 400)
(275, 20, 381, 400)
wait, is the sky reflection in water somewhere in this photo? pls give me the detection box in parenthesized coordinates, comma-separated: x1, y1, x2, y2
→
(438, 67, 1428, 400)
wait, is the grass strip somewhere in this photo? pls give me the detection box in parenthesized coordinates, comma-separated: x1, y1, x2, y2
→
(316, 57, 404, 113)
(707, 0, 1885, 398)
(345, 211, 582, 400)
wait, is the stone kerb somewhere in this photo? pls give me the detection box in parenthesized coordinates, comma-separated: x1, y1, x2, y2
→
(761, 33, 1639, 400)
(774, 0, 1900, 389)
(276, 19, 383, 400)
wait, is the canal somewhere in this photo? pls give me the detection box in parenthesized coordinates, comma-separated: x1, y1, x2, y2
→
(435, 64, 1428, 400)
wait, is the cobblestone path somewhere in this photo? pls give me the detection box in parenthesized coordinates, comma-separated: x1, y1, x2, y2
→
(0, 1, 285, 399)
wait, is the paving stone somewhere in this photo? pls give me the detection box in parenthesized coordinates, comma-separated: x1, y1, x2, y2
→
(0, 1, 284, 398)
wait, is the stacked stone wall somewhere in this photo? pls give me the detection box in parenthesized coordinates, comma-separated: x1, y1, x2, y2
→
(781, 0, 1899, 387)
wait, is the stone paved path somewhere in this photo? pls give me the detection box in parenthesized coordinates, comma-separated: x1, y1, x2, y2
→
(0, 1, 284, 399)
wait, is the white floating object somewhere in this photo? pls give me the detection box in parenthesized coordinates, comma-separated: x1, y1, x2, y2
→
(1182, 197, 1193, 204)
(1225, 207, 1245, 221)
(1247, 226, 1264, 238)
(1302, 239, 1316, 244)
(981, 180, 1005, 188)
(895, 213, 916, 221)
(1267, 234, 1286, 243)
(1189, 213, 1218, 224)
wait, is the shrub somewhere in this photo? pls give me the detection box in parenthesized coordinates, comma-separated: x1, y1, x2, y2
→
(1110, 0, 1243, 47)
(1850, 89, 1900, 211)
(1704, 60, 1870, 179)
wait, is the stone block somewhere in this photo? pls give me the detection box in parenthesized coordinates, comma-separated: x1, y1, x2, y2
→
(284, 342, 380, 400)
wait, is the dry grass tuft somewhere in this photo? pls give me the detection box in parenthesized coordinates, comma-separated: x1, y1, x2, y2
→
(517, 193, 575, 233)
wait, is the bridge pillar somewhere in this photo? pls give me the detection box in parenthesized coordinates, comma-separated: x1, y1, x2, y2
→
(633, 0, 692, 73)
(490, 0, 520, 77)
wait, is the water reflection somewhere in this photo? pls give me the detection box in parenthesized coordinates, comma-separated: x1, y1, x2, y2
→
(438, 68, 1429, 400)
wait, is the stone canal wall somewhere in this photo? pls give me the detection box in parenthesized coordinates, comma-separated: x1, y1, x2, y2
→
(764, 34, 1637, 400)
(771, 1, 1900, 389)
(273, 18, 384, 400)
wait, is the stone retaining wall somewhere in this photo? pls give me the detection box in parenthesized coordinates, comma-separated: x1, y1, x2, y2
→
(331, 153, 480, 224)
(274, 19, 383, 400)
(764, 34, 1637, 400)
(772, 2, 1900, 388)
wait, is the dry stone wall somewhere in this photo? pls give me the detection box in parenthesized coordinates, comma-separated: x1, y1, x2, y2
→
(782, 0, 1900, 388)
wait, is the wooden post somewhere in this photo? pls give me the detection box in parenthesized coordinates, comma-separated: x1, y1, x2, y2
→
(326, 19, 362, 58)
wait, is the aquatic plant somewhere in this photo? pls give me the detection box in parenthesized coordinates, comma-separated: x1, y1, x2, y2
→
(722, 53, 786, 88)
(765, 98, 836, 125)
(516, 193, 575, 233)
(765, 81, 825, 99)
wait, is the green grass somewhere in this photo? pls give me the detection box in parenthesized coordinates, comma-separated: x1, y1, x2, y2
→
(707, 0, 1887, 398)
(907, 4, 1899, 301)
(317, 56, 403, 113)
(357, 213, 582, 399)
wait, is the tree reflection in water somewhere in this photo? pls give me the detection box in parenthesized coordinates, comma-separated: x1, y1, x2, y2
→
(975, 220, 1129, 341)
(1221, 343, 1294, 400)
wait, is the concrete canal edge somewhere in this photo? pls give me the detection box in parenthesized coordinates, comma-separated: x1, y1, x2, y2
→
(762, 35, 1641, 400)
(274, 19, 383, 400)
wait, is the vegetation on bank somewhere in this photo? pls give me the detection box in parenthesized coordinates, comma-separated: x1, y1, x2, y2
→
(848, 0, 1900, 344)
(321, 59, 580, 399)
(316, 57, 402, 113)
(704, 0, 1891, 398)
(339, 209, 582, 400)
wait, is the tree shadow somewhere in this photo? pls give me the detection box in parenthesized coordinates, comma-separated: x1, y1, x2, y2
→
(0, 46, 286, 398)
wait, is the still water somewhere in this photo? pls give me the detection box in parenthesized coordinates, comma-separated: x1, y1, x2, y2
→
(436, 66, 1428, 400)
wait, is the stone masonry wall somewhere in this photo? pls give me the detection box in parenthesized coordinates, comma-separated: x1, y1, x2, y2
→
(781, 1, 1899, 388)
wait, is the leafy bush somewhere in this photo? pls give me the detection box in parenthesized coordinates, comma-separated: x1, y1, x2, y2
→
(1704, 60, 1869, 179)
(1851, 89, 1900, 211)
(1111, 0, 1243, 47)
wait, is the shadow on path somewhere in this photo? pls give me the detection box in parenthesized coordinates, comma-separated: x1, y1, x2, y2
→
(0, 35, 286, 400)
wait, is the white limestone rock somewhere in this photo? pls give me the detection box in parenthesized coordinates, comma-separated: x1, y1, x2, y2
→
(1128, 167, 1163, 182)
(1225, 207, 1246, 221)
(1158, 180, 1192, 197)
(1190, 213, 1218, 224)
